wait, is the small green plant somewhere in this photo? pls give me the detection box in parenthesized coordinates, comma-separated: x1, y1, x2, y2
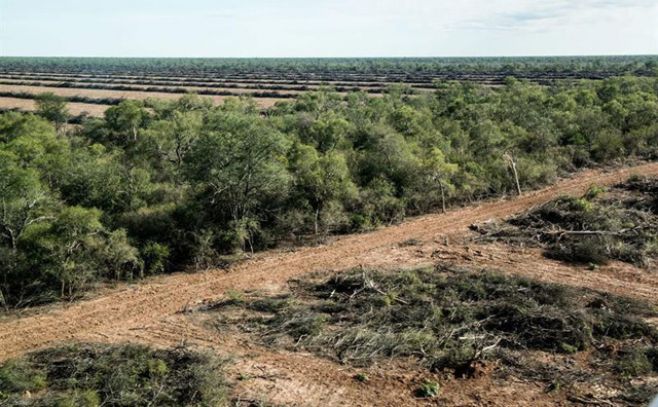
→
(237, 372, 253, 381)
(225, 289, 245, 305)
(415, 380, 440, 398)
(560, 342, 579, 354)
(627, 174, 644, 183)
(354, 373, 369, 383)
(584, 184, 606, 200)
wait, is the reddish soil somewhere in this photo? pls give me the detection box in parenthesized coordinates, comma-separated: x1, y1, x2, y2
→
(2, 162, 658, 406)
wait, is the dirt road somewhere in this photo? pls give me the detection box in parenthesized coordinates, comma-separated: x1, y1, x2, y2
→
(1, 162, 658, 363)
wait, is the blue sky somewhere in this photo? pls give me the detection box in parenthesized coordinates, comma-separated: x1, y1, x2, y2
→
(1, 0, 657, 57)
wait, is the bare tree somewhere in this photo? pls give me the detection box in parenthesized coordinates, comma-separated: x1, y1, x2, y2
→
(503, 152, 522, 196)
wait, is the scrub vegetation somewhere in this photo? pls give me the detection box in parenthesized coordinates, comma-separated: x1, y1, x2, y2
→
(2, 71, 658, 308)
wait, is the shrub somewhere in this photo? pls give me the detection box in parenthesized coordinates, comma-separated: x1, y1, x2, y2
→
(415, 381, 440, 398)
(142, 242, 171, 275)
(354, 373, 369, 383)
(0, 344, 228, 406)
(546, 236, 611, 265)
(616, 347, 654, 376)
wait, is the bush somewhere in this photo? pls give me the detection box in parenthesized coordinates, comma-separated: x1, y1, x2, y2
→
(142, 242, 171, 275)
(546, 236, 611, 265)
(0, 344, 228, 406)
(616, 347, 654, 376)
(415, 381, 440, 398)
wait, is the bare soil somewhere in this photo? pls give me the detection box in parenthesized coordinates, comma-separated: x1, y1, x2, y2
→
(0, 96, 110, 117)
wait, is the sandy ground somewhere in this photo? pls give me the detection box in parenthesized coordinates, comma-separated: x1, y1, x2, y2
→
(2, 162, 658, 406)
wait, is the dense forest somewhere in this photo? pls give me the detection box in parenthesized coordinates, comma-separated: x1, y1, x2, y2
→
(1, 75, 658, 308)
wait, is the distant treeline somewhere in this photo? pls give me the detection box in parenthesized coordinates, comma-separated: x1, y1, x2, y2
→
(0, 55, 656, 81)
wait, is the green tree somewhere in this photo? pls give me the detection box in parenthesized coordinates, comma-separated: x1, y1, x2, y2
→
(140, 110, 203, 174)
(0, 151, 51, 252)
(184, 111, 290, 251)
(19, 206, 139, 299)
(422, 148, 458, 213)
(105, 100, 147, 142)
(289, 144, 356, 234)
(35, 93, 69, 131)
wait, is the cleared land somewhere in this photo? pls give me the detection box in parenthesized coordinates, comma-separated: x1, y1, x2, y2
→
(0, 78, 307, 95)
(0, 84, 282, 109)
(1, 55, 653, 119)
(1, 162, 658, 406)
(0, 75, 405, 92)
(0, 96, 110, 117)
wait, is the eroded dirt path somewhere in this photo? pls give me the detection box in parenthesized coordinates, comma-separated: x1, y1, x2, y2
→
(2, 162, 658, 367)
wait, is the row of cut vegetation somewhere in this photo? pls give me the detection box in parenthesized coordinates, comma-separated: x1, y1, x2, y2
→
(472, 176, 658, 267)
(209, 266, 658, 404)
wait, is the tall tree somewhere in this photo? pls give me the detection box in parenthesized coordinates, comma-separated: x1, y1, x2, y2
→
(423, 148, 458, 213)
(290, 144, 356, 234)
(105, 100, 147, 143)
(35, 93, 69, 132)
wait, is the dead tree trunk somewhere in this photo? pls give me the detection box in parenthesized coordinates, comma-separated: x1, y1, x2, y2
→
(438, 179, 447, 214)
(504, 152, 522, 196)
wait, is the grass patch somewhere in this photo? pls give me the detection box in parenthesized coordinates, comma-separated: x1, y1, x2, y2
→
(0, 343, 229, 406)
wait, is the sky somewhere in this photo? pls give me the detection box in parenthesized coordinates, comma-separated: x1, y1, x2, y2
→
(0, 0, 657, 57)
